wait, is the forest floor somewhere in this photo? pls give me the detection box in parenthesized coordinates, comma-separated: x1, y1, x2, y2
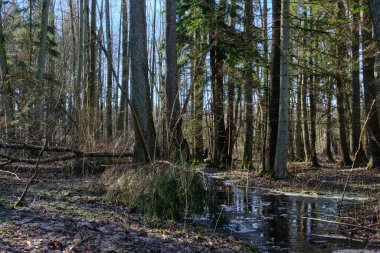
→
(214, 161, 380, 197)
(1, 161, 380, 252)
(0, 169, 254, 253)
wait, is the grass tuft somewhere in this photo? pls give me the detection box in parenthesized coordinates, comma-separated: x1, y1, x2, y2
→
(103, 163, 216, 220)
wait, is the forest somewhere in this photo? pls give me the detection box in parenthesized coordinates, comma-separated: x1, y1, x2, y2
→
(1, 0, 380, 252)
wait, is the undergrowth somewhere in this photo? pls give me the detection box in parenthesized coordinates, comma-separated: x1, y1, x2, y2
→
(103, 163, 216, 220)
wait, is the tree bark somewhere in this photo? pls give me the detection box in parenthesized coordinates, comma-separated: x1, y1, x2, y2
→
(368, 0, 380, 49)
(363, 54, 380, 169)
(211, 0, 227, 165)
(295, 73, 305, 160)
(194, 31, 206, 161)
(266, 0, 281, 171)
(309, 72, 319, 167)
(326, 78, 335, 162)
(363, 6, 380, 168)
(0, 0, 12, 139)
(273, 0, 289, 179)
(261, 0, 269, 170)
(301, 7, 311, 162)
(0, 0, 6, 79)
(130, 0, 157, 164)
(369, 0, 380, 126)
(88, 0, 97, 140)
(336, 1, 352, 166)
(226, 0, 237, 163)
(165, 0, 187, 162)
(33, 0, 49, 141)
(351, 2, 368, 166)
(302, 73, 311, 162)
(105, 0, 113, 139)
(117, 0, 129, 134)
(376, 53, 380, 126)
(36, 0, 50, 83)
(242, 0, 254, 170)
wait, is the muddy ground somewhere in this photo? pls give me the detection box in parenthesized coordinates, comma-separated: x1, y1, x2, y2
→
(0, 170, 254, 253)
(1, 161, 380, 252)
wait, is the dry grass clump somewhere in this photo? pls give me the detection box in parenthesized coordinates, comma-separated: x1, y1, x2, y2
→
(103, 163, 215, 220)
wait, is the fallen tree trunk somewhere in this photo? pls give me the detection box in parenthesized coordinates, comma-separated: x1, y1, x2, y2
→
(0, 142, 133, 164)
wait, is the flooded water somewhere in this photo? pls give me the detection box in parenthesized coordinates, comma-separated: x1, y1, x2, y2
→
(214, 184, 379, 253)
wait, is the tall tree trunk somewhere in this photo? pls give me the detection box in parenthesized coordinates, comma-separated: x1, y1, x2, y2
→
(335, 75, 353, 166)
(194, 31, 206, 161)
(118, 0, 129, 134)
(363, 5, 380, 168)
(273, 0, 289, 179)
(87, 0, 97, 140)
(326, 78, 335, 162)
(368, 0, 380, 125)
(75, 0, 85, 146)
(295, 73, 305, 160)
(0, 0, 12, 139)
(150, 0, 157, 113)
(36, 0, 49, 83)
(242, 0, 254, 169)
(130, 0, 156, 163)
(226, 0, 237, 163)
(351, 2, 368, 166)
(33, 0, 50, 141)
(211, 0, 227, 164)
(0, 0, 6, 80)
(302, 73, 311, 160)
(266, 0, 281, 171)
(308, 6, 319, 167)
(83, 0, 89, 108)
(261, 0, 269, 170)
(46, 0, 56, 144)
(336, 1, 352, 166)
(376, 53, 380, 126)
(105, 0, 113, 139)
(309, 71, 319, 167)
(98, 0, 104, 138)
(165, 0, 187, 162)
(363, 54, 380, 169)
(368, 0, 380, 49)
(301, 7, 311, 161)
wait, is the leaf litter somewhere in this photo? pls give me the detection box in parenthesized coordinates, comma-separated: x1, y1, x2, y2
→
(0, 171, 255, 252)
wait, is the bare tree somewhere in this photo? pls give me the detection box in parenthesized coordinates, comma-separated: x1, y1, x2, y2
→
(117, 0, 129, 134)
(105, 0, 113, 139)
(165, 0, 187, 161)
(130, 0, 156, 163)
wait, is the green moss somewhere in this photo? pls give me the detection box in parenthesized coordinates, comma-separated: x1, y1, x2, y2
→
(258, 165, 273, 177)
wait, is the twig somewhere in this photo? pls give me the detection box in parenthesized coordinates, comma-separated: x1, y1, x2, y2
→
(13, 141, 47, 208)
(0, 168, 20, 180)
(302, 217, 380, 232)
(213, 207, 224, 234)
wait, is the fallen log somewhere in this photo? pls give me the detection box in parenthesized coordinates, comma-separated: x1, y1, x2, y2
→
(0, 142, 133, 164)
